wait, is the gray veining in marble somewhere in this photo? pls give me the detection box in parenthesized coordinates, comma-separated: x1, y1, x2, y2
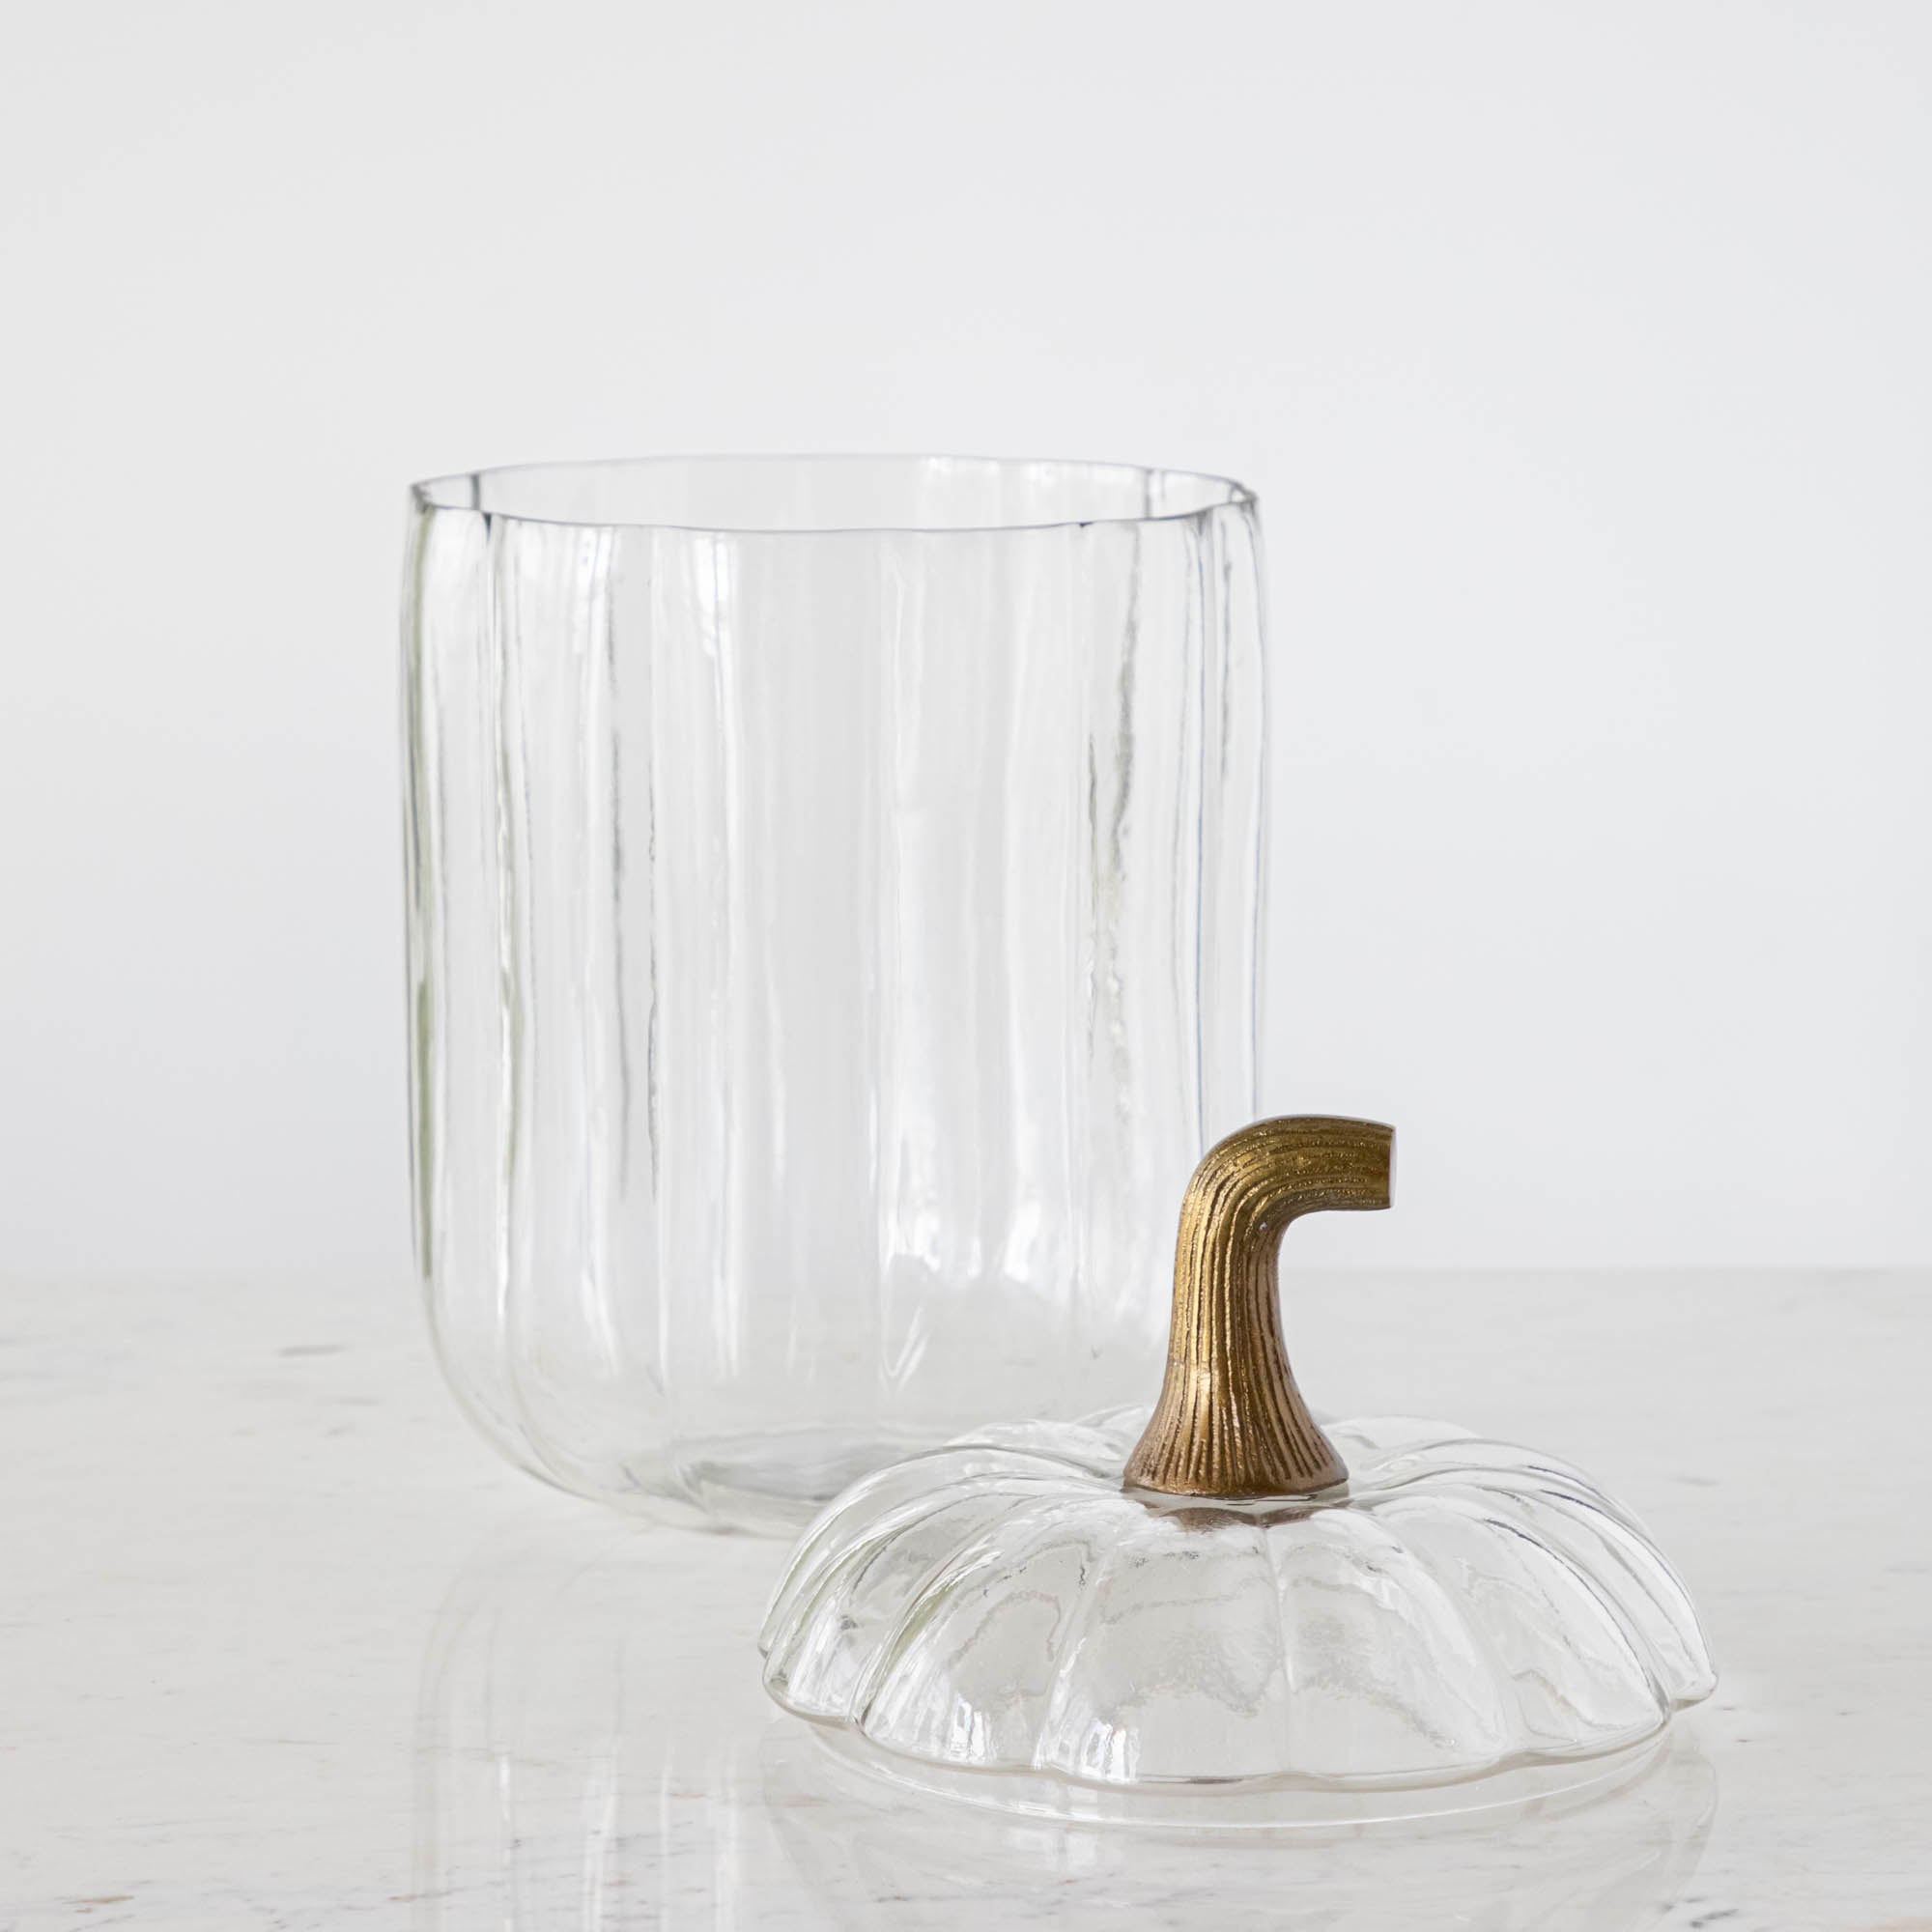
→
(2, 1271, 1926, 1929)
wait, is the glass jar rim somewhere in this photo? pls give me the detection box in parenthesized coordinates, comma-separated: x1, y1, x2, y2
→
(410, 452, 1256, 537)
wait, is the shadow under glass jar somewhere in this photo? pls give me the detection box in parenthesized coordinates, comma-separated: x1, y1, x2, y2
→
(402, 455, 1266, 1531)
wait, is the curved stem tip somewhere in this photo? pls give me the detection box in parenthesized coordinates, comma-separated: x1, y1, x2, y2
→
(1123, 1116, 1393, 1501)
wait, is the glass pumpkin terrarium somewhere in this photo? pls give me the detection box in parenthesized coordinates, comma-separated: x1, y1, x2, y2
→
(761, 1118, 1717, 1827)
(403, 455, 1266, 1533)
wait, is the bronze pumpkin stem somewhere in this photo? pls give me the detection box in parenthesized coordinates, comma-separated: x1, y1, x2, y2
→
(1122, 1116, 1394, 1501)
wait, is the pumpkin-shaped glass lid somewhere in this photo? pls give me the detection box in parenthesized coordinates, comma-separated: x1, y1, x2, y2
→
(760, 1118, 1716, 1827)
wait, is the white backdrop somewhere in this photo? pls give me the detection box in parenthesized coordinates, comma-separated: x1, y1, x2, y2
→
(3, 0, 1926, 1281)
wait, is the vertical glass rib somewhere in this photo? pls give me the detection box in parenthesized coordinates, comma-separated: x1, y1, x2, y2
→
(405, 458, 1265, 1529)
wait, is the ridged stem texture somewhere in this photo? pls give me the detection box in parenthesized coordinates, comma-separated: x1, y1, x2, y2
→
(1124, 1117, 1394, 1500)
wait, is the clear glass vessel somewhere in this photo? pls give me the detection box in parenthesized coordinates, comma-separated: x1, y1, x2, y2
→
(761, 1407, 1717, 1825)
(402, 456, 1265, 1531)
(759, 1118, 1717, 1826)
(415, 1511, 1717, 1928)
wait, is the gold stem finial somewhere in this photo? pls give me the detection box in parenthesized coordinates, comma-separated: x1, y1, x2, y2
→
(1123, 1116, 1394, 1501)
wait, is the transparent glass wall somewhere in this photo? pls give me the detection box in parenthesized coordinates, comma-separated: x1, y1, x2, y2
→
(403, 456, 1265, 1530)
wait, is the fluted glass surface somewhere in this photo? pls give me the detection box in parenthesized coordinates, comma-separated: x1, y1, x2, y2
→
(402, 456, 1264, 1531)
(760, 1410, 1716, 1821)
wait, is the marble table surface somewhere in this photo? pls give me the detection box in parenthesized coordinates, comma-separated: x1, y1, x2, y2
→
(3, 1269, 1926, 1931)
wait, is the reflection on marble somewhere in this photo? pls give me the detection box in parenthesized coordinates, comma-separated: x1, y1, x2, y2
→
(413, 1512, 1715, 1931)
(412, 1520, 780, 1929)
(12, 1274, 1927, 1927)
(766, 1730, 1715, 1931)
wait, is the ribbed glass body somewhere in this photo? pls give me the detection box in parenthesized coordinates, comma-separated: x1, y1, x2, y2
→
(402, 456, 1265, 1530)
(761, 1410, 1716, 1820)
